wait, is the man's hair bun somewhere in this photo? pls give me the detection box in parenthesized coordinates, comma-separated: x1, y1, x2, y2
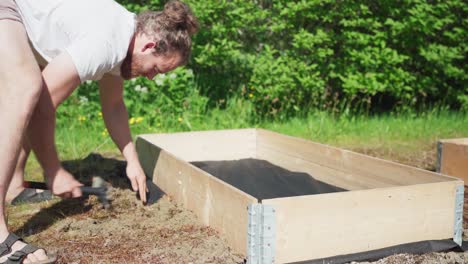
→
(162, 0, 198, 35)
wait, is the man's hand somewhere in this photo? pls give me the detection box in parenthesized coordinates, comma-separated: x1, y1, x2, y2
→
(126, 161, 147, 204)
(47, 167, 83, 198)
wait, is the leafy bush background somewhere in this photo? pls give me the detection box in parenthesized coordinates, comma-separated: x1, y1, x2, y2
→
(58, 0, 467, 124)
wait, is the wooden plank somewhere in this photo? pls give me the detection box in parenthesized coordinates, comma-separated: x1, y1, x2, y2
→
(135, 136, 162, 180)
(263, 181, 462, 263)
(257, 145, 383, 190)
(256, 129, 457, 189)
(440, 138, 468, 145)
(439, 139, 468, 183)
(153, 149, 258, 255)
(139, 128, 256, 162)
(343, 151, 458, 186)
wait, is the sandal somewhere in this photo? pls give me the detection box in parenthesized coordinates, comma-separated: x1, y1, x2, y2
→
(0, 233, 57, 264)
(10, 189, 54, 205)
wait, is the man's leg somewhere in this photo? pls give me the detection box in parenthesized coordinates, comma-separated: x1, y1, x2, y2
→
(0, 19, 50, 262)
(6, 142, 31, 201)
(5, 139, 52, 205)
(6, 61, 52, 204)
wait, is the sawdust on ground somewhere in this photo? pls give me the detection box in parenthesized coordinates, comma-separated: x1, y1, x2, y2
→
(8, 153, 242, 263)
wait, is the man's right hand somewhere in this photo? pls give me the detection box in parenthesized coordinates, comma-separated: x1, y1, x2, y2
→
(47, 167, 83, 198)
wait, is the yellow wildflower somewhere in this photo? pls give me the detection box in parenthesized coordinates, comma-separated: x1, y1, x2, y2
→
(78, 116, 87, 122)
(129, 117, 135, 125)
(249, 93, 254, 98)
(178, 117, 183, 123)
(135, 117, 144, 123)
(98, 112, 103, 117)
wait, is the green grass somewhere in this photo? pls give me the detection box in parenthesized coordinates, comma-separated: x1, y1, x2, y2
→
(264, 110, 468, 150)
(25, 108, 467, 181)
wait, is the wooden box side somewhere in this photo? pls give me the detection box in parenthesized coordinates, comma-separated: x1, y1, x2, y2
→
(440, 138, 468, 144)
(256, 129, 457, 190)
(438, 139, 468, 183)
(139, 128, 256, 162)
(136, 136, 257, 255)
(262, 181, 462, 263)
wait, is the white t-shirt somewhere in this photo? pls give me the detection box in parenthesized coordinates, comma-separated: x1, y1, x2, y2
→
(15, 0, 136, 82)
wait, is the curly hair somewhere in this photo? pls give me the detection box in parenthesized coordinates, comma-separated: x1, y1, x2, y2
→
(136, 0, 199, 65)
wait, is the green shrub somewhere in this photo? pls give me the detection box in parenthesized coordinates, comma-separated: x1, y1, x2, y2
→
(187, 0, 466, 116)
(61, 0, 466, 125)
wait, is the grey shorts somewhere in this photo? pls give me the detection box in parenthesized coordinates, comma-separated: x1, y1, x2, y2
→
(0, 0, 22, 23)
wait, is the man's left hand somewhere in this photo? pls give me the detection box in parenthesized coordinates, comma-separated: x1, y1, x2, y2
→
(126, 161, 147, 204)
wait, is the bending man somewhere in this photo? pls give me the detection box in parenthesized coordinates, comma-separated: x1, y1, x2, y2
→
(0, 0, 198, 262)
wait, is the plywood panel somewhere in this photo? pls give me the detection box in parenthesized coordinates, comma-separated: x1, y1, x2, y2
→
(135, 137, 162, 180)
(263, 181, 462, 263)
(153, 150, 257, 255)
(441, 138, 468, 145)
(139, 128, 256, 162)
(439, 139, 468, 183)
(342, 151, 457, 186)
(257, 146, 382, 190)
(256, 129, 456, 189)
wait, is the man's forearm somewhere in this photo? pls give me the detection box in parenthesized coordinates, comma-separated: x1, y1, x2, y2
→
(102, 102, 140, 164)
(27, 51, 81, 180)
(101, 96, 147, 200)
(27, 87, 61, 177)
(98, 75, 147, 200)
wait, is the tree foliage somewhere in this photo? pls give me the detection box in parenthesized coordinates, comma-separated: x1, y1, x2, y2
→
(116, 0, 467, 118)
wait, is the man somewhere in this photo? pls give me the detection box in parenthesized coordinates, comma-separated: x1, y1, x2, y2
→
(0, 0, 198, 262)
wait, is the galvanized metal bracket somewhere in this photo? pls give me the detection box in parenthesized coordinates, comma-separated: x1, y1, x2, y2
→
(436, 141, 443, 173)
(247, 204, 276, 264)
(453, 185, 464, 246)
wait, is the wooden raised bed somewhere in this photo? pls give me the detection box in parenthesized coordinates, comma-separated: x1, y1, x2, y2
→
(136, 129, 463, 263)
(437, 138, 468, 184)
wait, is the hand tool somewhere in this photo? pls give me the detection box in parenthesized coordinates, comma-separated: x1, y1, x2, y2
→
(24, 177, 111, 209)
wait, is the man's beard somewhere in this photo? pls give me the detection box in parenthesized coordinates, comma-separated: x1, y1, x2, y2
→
(120, 52, 141, 80)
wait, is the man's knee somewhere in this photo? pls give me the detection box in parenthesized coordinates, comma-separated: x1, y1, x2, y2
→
(21, 75, 43, 113)
(3, 71, 44, 118)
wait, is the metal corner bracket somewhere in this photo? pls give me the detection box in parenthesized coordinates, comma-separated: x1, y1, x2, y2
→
(454, 185, 464, 246)
(247, 204, 276, 264)
(436, 141, 442, 173)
